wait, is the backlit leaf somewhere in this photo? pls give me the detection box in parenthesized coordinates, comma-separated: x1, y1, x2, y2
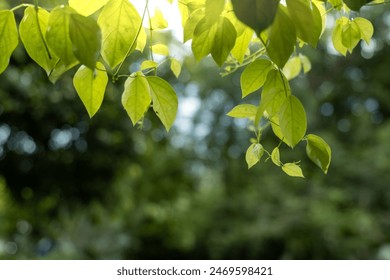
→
(0, 10, 18, 74)
(241, 59, 273, 98)
(170, 58, 182, 78)
(151, 44, 169, 56)
(73, 62, 108, 118)
(282, 162, 304, 177)
(147, 76, 178, 131)
(306, 134, 332, 174)
(150, 8, 168, 30)
(192, 17, 218, 61)
(98, 0, 141, 69)
(19, 7, 57, 75)
(279, 95, 307, 148)
(69, 13, 101, 69)
(332, 17, 349, 56)
(205, 0, 225, 22)
(211, 16, 237, 66)
(354, 17, 374, 44)
(141, 60, 158, 71)
(69, 0, 109, 16)
(231, 27, 254, 63)
(183, 8, 204, 42)
(342, 20, 361, 53)
(271, 147, 281, 166)
(245, 143, 264, 169)
(122, 72, 151, 125)
(283, 56, 302, 81)
(227, 104, 258, 118)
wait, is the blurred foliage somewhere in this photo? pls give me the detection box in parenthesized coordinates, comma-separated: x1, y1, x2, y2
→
(1, 4, 390, 260)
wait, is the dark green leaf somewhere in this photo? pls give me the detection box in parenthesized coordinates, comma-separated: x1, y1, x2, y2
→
(344, 0, 371, 11)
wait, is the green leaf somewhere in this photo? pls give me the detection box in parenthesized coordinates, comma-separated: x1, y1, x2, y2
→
(267, 5, 297, 68)
(271, 147, 281, 166)
(150, 8, 168, 30)
(192, 17, 218, 61)
(170, 58, 182, 78)
(147, 76, 178, 131)
(245, 143, 264, 169)
(306, 134, 332, 174)
(332, 17, 349, 56)
(241, 59, 273, 98)
(282, 56, 302, 81)
(231, 0, 279, 34)
(354, 17, 374, 44)
(19, 7, 57, 75)
(0, 10, 19, 74)
(46, 6, 78, 68)
(98, 0, 141, 69)
(329, 0, 343, 9)
(69, 13, 101, 69)
(69, 0, 109, 16)
(286, 0, 321, 47)
(73, 62, 108, 118)
(342, 20, 361, 53)
(151, 44, 169, 56)
(279, 95, 307, 148)
(260, 69, 290, 117)
(122, 72, 151, 126)
(231, 27, 254, 63)
(227, 104, 258, 118)
(205, 0, 225, 22)
(282, 162, 304, 177)
(300, 54, 311, 73)
(343, 0, 371, 11)
(211, 16, 237, 67)
(183, 8, 204, 42)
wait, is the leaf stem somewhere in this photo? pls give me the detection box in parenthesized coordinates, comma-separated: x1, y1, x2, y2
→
(113, 0, 150, 80)
(146, 5, 155, 64)
(11, 4, 33, 11)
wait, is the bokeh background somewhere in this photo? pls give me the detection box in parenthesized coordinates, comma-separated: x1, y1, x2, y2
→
(1, 2, 390, 259)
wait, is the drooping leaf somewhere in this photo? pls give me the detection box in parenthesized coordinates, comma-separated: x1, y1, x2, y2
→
(69, 13, 101, 69)
(183, 8, 204, 42)
(170, 58, 182, 78)
(260, 69, 290, 117)
(147, 76, 178, 131)
(267, 5, 297, 68)
(98, 0, 141, 69)
(46, 6, 78, 68)
(227, 104, 258, 118)
(151, 44, 169, 56)
(342, 20, 361, 53)
(19, 7, 57, 75)
(300, 54, 311, 73)
(245, 143, 264, 169)
(241, 59, 273, 98)
(231, 0, 279, 34)
(0, 10, 19, 74)
(150, 8, 168, 30)
(271, 147, 281, 166)
(205, 0, 225, 22)
(306, 134, 332, 174)
(332, 17, 349, 56)
(122, 72, 151, 126)
(192, 17, 218, 61)
(282, 162, 304, 177)
(286, 0, 321, 47)
(211, 16, 237, 66)
(69, 0, 109, 16)
(231, 27, 254, 63)
(354, 17, 374, 44)
(279, 95, 307, 148)
(73, 62, 108, 118)
(343, 0, 371, 11)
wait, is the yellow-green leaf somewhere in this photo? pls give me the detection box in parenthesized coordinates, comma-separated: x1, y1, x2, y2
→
(98, 0, 141, 69)
(231, 27, 254, 63)
(211, 16, 237, 67)
(122, 72, 151, 126)
(332, 17, 349, 56)
(73, 62, 108, 118)
(282, 162, 304, 177)
(151, 44, 169, 56)
(300, 54, 311, 73)
(19, 7, 57, 75)
(306, 134, 332, 174)
(245, 143, 264, 169)
(69, 0, 109, 16)
(147, 76, 178, 131)
(192, 17, 218, 61)
(354, 17, 374, 44)
(342, 20, 361, 53)
(283, 56, 302, 81)
(271, 147, 281, 166)
(227, 104, 258, 118)
(69, 13, 101, 69)
(279, 95, 307, 148)
(170, 58, 182, 78)
(183, 8, 204, 42)
(141, 60, 158, 71)
(205, 0, 225, 22)
(0, 10, 20, 74)
(150, 8, 168, 30)
(241, 59, 273, 98)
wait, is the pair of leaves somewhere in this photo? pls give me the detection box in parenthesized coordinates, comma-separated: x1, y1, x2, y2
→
(122, 73, 178, 131)
(271, 147, 304, 177)
(332, 17, 374, 55)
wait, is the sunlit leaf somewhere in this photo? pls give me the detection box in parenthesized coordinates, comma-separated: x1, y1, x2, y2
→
(332, 17, 349, 56)
(211, 16, 237, 67)
(300, 54, 311, 73)
(73, 62, 108, 118)
(283, 56, 302, 81)
(342, 20, 361, 53)
(354, 17, 374, 44)
(245, 143, 264, 169)
(19, 7, 57, 75)
(271, 147, 281, 166)
(98, 0, 141, 69)
(151, 44, 169, 56)
(231, 27, 254, 63)
(227, 104, 258, 118)
(183, 8, 204, 42)
(122, 72, 151, 126)
(69, 13, 101, 69)
(170, 58, 182, 78)
(69, 0, 109, 16)
(192, 17, 218, 61)
(279, 95, 307, 148)
(0, 10, 18, 75)
(147, 76, 178, 131)
(141, 60, 158, 71)
(306, 134, 332, 174)
(241, 59, 273, 98)
(282, 162, 304, 177)
(205, 0, 225, 22)
(150, 8, 168, 30)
